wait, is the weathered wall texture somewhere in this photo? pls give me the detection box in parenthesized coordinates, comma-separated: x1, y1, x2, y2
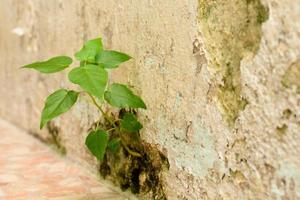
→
(0, 0, 299, 199)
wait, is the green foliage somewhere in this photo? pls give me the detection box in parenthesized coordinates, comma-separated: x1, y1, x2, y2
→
(68, 65, 108, 99)
(23, 37, 146, 161)
(107, 138, 121, 153)
(104, 83, 146, 109)
(23, 56, 72, 73)
(85, 130, 108, 160)
(121, 113, 143, 132)
(75, 38, 103, 63)
(96, 50, 131, 68)
(40, 89, 78, 129)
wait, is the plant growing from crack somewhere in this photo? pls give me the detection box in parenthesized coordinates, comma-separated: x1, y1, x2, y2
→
(23, 38, 146, 160)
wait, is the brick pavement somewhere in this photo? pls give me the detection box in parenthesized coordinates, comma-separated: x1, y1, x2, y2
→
(0, 119, 129, 200)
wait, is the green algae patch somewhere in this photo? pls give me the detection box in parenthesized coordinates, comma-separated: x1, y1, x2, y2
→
(91, 110, 169, 200)
(282, 60, 300, 93)
(199, 0, 268, 126)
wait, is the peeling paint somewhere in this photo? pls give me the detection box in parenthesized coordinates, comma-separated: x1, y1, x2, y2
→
(156, 115, 217, 178)
(198, 0, 269, 126)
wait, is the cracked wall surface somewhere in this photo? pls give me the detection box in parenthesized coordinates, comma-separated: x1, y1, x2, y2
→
(0, 0, 299, 199)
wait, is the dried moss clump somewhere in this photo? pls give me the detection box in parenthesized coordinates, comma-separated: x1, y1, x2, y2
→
(95, 110, 169, 200)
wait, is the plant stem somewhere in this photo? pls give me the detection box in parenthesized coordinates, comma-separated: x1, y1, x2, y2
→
(121, 139, 142, 157)
(107, 127, 116, 132)
(85, 92, 142, 157)
(118, 131, 142, 157)
(86, 93, 116, 128)
(113, 119, 121, 124)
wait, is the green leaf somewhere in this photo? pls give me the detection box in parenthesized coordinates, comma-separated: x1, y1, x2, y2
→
(96, 50, 131, 68)
(40, 89, 78, 129)
(68, 64, 108, 99)
(75, 38, 103, 63)
(121, 113, 143, 132)
(80, 61, 86, 67)
(85, 130, 108, 161)
(104, 83, 146, 109)
(107, 138, 121, 153)
(23, 56, 72, 73)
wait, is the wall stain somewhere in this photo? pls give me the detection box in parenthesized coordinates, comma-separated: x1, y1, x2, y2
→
(46, 122, 66, 154)
(28, 121, 66, 155)
(229, 168, 248, 186)
(198, 0, 269, 127)
(282, 109, 293, 119)
(276, 124, 288, 139)
(282, 59, 300, 94)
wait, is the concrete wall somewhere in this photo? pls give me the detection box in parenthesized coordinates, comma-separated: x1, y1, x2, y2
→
(0, 0, 299, 199)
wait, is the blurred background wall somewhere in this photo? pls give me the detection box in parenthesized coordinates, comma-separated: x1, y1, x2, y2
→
(0, 0, 299, 199)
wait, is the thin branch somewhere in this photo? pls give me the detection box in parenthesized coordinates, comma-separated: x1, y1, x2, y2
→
(121, 140, 142, 157)
(119, 132, 142, 157)
(82, 92, 142, 157)
(86, 93, 116, 128)
(107, 127, 116, 132)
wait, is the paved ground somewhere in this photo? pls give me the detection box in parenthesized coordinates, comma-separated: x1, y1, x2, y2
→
(0, 119, 129, 200)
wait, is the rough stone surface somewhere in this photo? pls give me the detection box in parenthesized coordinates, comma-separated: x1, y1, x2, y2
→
(0, 0, 299, 199)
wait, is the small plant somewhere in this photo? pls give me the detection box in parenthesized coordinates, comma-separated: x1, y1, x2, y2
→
(23, 38, 146, 160)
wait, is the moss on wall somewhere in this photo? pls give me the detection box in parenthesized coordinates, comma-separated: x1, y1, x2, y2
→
(282, 59, 300, 93)
(90, 110, 169, 199)
(199, 0, 268, 126)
